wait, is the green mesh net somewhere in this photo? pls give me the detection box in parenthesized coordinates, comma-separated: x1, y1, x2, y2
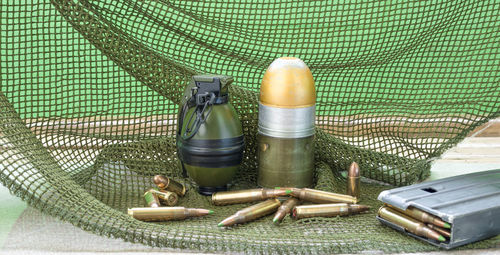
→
(1, 0, 499, 253)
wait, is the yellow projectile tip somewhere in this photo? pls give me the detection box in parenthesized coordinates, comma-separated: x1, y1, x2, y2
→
(260, 57, 316, 108)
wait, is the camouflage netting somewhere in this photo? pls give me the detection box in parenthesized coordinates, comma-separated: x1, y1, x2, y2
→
(1, 0, 499, 253)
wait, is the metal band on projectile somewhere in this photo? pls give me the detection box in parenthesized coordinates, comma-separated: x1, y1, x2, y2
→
(258, 104, 315, 138)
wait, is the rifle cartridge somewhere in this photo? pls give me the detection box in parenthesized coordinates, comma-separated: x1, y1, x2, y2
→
(149, 188, 178, 206)
(292, 203, 370, 219)
(218, 199, 281, 227)
(212, 188, 290, 205)
(291, 188, 358, 204)
(144, 190, 160, 208)
(153, 175, 186, 196)
(427, 224, 451, 238)
(347, 162, 360, 200)
(128, 207, 213, 221)
(387, 204, 450, 228)
(273, 197, 300, 224)
(378, 206, 446, 242)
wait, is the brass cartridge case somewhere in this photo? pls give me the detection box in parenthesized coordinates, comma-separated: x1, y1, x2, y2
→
(273, 197, 300, 224)
(149, 188, 178, 206)
(144, 190, 160, 208)
(292, 203, 370, 219)
(347, 162, 360, 199)
(153, 175, 186, 196)
(218, 199, 281, 227)
(378, 206, 446, 242)
(387, 204, 450, 229)
(291, 188, 358, 204)
(212, 188, 290, 205)
(427, 224, 451, 238)
(128, 207, 213, 222)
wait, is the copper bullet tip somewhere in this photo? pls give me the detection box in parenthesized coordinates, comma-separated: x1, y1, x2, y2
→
(348, 162, 360, 177)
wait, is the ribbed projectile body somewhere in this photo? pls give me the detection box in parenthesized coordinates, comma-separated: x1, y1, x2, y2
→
(291, 188, 358, 204)
(218, 199, 281, 227)
(378, 206, 446, 242)
(387, 204, 450, 228)
(257, 57, 316, 188)
(347, 162, 361, 199)
(128, 207, 213, 221)
(149, 188, 178, 206)
(292, 203, 370, 219)
(212, 188, 290, 205)
(153, 175, 186, 197)
(273, 198, 300, 224)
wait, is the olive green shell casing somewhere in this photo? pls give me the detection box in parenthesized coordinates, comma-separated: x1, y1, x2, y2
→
(257, 135, 314, 188)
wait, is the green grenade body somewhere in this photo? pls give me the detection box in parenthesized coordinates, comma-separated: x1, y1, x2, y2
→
(177, 75, 244, 195)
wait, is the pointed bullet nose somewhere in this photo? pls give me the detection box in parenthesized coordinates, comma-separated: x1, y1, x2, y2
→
(351, 204, 370, 212)
(348, 162, 360, 177)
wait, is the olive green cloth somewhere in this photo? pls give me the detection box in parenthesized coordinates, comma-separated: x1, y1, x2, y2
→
(0, 0, 499, 253)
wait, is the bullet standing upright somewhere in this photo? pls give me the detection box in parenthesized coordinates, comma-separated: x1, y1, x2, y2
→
(257, 57, 316, 188)
(347, 162, 361, 200)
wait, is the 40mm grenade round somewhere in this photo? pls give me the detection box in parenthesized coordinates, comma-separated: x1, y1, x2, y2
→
(258, 57, 316, 188)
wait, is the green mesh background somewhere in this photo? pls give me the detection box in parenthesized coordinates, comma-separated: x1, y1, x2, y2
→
(1, 0, 499, 253)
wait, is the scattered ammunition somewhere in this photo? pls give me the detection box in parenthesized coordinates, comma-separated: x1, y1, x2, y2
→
(128, 207, 213, 221)
(378, 206, 446, 242)
(149, 188, 178, 206)
(153, 175, 186, 196)
(273, 197, 300, 224)
(347, 162, 360, 200)
(387, 204, 450, 229)
(290, 188, 358, 204)
(292, 203, 370, 219)
(427, 224, 451, 238)
(212, 188, 291, 205)
(218, 199, 281, 227)
(144, 190, 161, 208)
